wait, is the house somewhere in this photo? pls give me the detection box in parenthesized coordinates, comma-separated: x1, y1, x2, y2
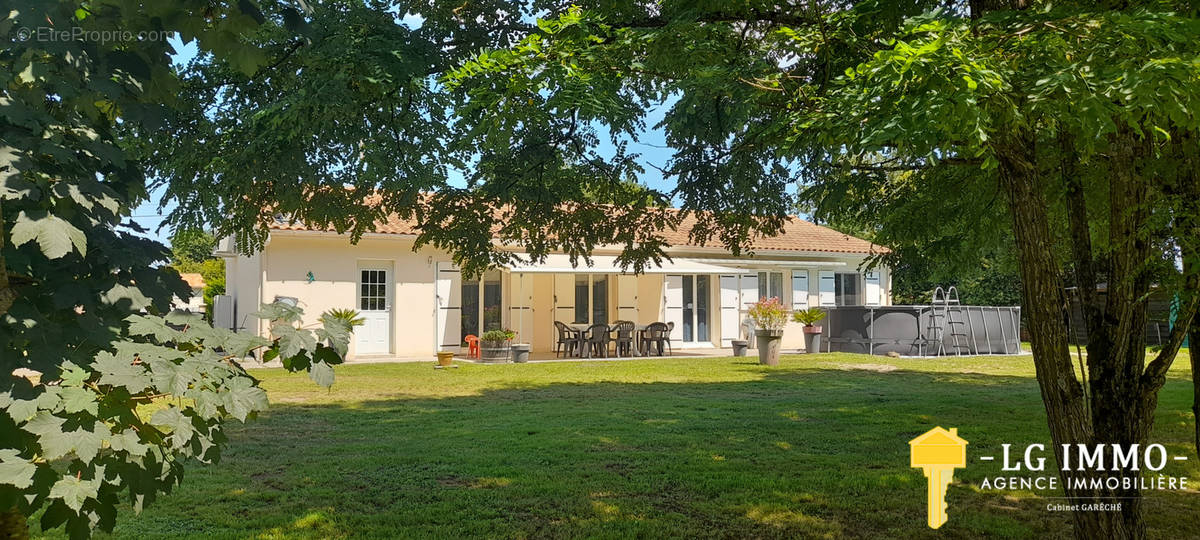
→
(173, 272, 206, 313)
(215, 209, 890, 359)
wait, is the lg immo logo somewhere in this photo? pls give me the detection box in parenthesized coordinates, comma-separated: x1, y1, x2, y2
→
(908, 427, 1191, 530)
(908, 427, 967, 529)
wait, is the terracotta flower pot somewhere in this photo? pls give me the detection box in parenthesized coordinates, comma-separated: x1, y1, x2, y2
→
(802, 325, 823, 354)
(436, 351, 454, 366)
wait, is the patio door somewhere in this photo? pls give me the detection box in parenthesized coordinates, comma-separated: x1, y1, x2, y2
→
(356, 267, 391, 355)
(665, 275, 711, 345)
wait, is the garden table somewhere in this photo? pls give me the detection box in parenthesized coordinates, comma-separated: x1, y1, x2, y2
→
(566, 321, 652, 357)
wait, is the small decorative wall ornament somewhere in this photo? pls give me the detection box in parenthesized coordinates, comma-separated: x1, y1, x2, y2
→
(306, 271, 315, 283)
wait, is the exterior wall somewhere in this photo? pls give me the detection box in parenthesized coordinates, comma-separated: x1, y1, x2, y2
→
(242, 233, 452, 358)
(224, 230, 891, 359)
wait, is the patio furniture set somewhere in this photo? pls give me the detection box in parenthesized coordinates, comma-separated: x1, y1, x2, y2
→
(553, 321, 675, 358)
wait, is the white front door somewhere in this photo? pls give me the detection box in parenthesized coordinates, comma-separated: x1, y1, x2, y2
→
(356, 268, 391, 355)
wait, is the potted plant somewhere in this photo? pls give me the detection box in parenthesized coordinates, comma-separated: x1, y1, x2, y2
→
(479, 329, 515, 363)
(747, 297, 788, 366)
(792, 307, 827, 354)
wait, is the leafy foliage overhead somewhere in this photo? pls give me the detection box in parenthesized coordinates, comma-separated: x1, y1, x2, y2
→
(2, 1, 347, 537)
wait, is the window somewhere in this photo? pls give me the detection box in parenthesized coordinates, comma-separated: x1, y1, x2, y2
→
(462, 269, 503, 342)
(758, 271, 784, 301)
(572, 274, 610, 325)
(835, 272, 860, 306)
(359, 270, 387, 311)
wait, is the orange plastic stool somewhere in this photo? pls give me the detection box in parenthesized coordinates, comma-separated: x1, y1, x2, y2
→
(464, 335, 480, 359)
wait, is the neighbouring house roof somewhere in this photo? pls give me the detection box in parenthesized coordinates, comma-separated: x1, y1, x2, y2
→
(179, 273, 205, 289)
(269, 204, 885, 255)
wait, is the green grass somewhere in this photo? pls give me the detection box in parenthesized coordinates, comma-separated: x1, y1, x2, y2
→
(34, 351, 1200, 539)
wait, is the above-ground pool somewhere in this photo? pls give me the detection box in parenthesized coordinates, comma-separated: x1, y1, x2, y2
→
(819, 304, 1022, 356)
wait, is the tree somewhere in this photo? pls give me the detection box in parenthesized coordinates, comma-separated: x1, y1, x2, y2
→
(133, 1, 1199, 538)
(168, 229, 217, 266)
(169, 231, 225, 320)
(1, 2, 345, 537)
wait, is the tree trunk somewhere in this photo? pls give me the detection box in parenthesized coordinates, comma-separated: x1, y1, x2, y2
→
(1192, 325, 1200, 458)
(996, 131, 1151, 538)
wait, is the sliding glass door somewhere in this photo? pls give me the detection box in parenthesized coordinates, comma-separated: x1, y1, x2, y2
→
(679, 275, 710, 343)
(461, 269, 503, 342)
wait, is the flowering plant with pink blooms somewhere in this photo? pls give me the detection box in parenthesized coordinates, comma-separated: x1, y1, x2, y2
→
(747, 296, 788, 331)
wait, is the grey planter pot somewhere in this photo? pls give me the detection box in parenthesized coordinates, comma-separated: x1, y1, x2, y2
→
(755, 330, 783, 366)
(510, 344, 531, 363)
(731, 340, 749, 357)
(480, 341, 511, 363)
(803, 326, 823, 354)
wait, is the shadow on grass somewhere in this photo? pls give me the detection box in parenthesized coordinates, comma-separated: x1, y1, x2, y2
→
(92, 367, 1199, 540)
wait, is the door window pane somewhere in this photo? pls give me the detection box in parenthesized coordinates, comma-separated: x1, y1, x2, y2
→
(682, 276, 694, 342)
(592, 275, 608, 324)
(835, 273, 860, 306)
(461, 278, 479, 342)
(574, 274, 589, 324)
(483, 269, 503, 332)
(359, 270, 387, 312)
(696, 275, 710, 342)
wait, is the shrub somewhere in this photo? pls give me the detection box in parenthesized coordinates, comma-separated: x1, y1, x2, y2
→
(480, 329, 516, 342)
(747, 297, 788, 331)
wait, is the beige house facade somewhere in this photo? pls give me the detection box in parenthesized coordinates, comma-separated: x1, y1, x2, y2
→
(216, 213, 890, 359)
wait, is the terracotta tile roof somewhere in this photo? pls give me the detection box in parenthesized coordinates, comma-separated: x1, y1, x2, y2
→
(269, 207, 884, 255)
(179, 273, 205, 288)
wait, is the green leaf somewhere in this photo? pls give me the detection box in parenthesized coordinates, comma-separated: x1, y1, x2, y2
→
(222, 331, 273, 357)
(49, 475, 101, 512)
(272, 323, 315, 359)
(223, 378, 268, 422)
(107, 430, 148, 457)
(150, 407, 194, 449)
(58, 362, 90, 387)
(10, 211, 87, 259)
(147, 358, 191, 395)
(125, 315, 182, 343)
(0, 450, 36, 489)
(60, 386, 99, 416)
(308, 361, 335, 389)
(94, 351, 152, 394)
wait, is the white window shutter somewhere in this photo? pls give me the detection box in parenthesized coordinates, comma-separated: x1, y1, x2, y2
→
(818, 271, 836, 306)
(719, 275, 740, 343)
(865, 271, 881, 306)
(791, 270, 809, 310)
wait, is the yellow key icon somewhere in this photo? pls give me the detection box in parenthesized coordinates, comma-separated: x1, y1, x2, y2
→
(908, 427, 968, 529)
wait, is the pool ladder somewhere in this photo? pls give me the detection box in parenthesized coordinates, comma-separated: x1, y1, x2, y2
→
(925, 287, 971, 356)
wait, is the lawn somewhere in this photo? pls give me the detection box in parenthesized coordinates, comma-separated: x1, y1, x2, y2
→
(35, 351, 1199, 539)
